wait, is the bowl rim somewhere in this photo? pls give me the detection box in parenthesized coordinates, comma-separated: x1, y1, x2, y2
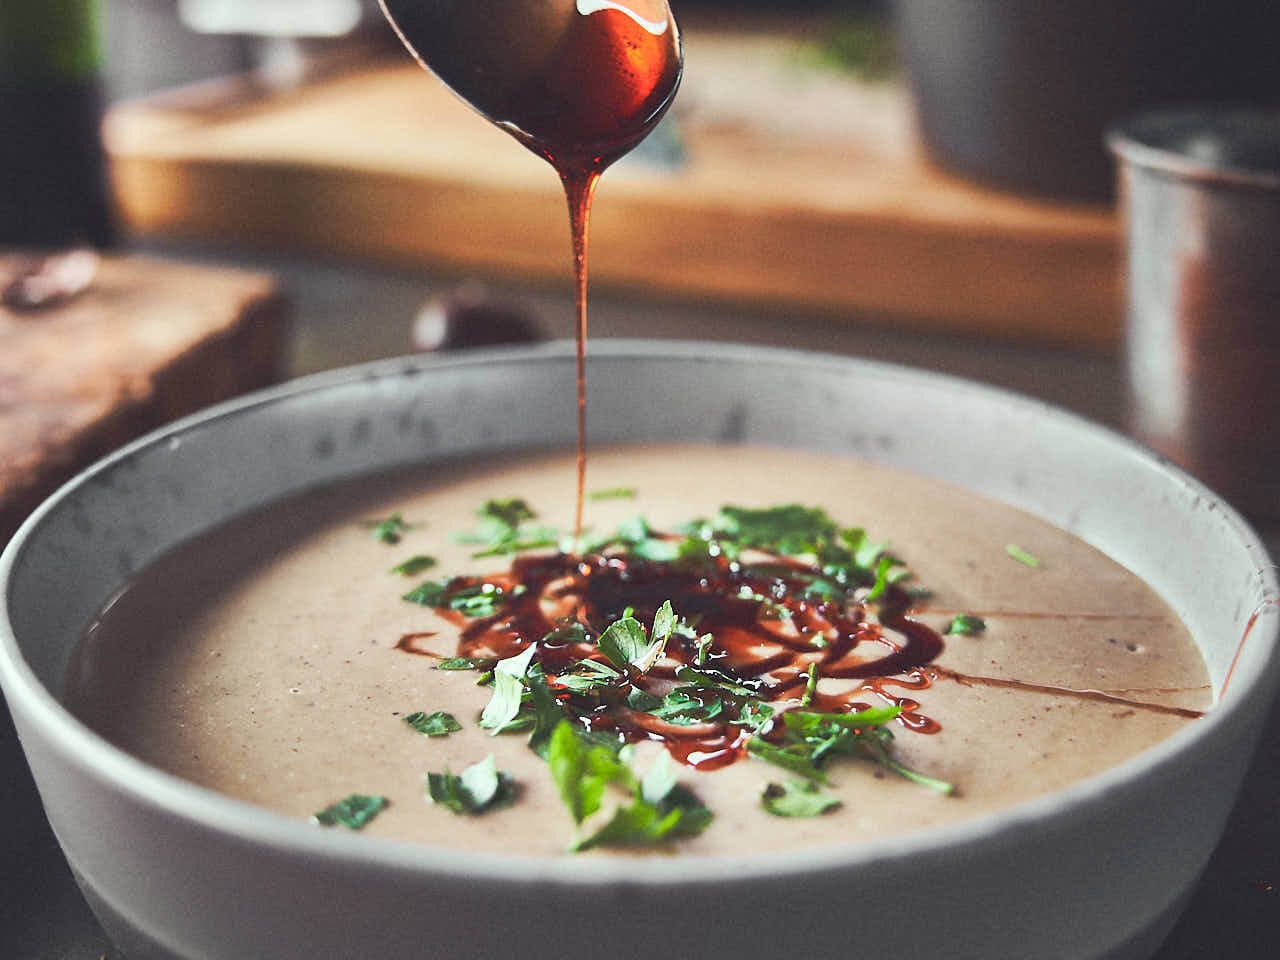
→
(3, 339, 1278, 886)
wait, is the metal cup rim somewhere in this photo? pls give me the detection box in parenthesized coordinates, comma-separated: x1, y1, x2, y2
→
(1107, 105, 1280, 192)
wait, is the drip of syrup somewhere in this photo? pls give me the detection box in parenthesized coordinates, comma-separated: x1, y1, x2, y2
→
(377, 0, 684, 537)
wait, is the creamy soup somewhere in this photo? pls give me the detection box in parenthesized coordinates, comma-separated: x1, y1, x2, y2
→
(66, 445, 1210, 856)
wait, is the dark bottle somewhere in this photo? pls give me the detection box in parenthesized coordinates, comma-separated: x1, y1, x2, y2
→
(0, 0, 114, 248)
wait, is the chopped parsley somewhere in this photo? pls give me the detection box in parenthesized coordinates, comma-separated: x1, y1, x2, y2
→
(367, 513, 413, 545)
(945, 613, 987, 636)
(404, 710, 461, 737)
(403, 578, 513, 617)
(762, 779, 842, 818)
(444, 582, 511, 618)
(547, 720, 632, 824)
(1006, 543, 1041, 568)
(454, 498, 559, 558)
(391, 554, 437, 576)
(715, 504, 835, 554)
(312, 793, 388, 829)
(749, 706, 954, 795)
(547, 722, 712, 851)
(479, 646, 537, 733)
(376, 497, 958, 850)
(597, 601, 673, 674)
(426, 755, 514, 814)
(589, 486, 637, 501)
(801, 662, 819, 706)
(402, 579, 447, 606)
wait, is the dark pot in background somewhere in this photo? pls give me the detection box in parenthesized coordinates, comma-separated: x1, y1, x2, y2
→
(892, 0, 1280, 203)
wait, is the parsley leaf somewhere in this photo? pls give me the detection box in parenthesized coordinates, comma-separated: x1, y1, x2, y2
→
(774, 707, 955, 795)
(715, 504, 835, 555)
(404, 710, 461, 737)
(733, 700, 775, 731)
(391, 554, 437, 576)
(436, 657, 491, 671)
(694, 633, 714, 665)
(526, 670, 569, 759)
(675, 664, 761, 699)
(800, 662, 819, 706)
(566, 744, 713, 852)
(368, 513, 413, 545)
(446, 582, 510, 618)
(589, 487, 637, 501)
(761, 779, 842, 817)
(454, 498, 559, 558)
(597, 602, 673, 676)
(426, 755, 515, 814)
(555, 657, 622, 693)
(570, 798, 683, 852)
(402, 578, 511, 616)
(640, 750, 680, 806)
(403, 579, 448, 606)
(312, 793, 388, 829)
(945, 613, 987, 636)
(547, 721, 633, 824)
(1006, 544, 1041, 568)
(747, 737, 828, 783)
(479, 646, 537, 733)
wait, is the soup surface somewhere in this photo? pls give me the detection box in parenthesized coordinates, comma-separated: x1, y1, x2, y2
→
(66, 445, 1210, 856)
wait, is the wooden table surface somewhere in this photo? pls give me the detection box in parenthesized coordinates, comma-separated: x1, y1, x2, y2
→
(0, 253, 286, 544)
(105, 21, 1121, 346)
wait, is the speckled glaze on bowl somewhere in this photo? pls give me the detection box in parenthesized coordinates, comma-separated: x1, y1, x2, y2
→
(2, 341, 1277, 960)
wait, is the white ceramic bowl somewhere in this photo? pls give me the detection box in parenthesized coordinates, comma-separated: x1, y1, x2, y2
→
(2, 342, 1277, 960)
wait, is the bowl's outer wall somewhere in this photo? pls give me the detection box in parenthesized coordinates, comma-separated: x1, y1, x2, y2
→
(4, 343, 1279, 960)
(17, 666, 1271, 960)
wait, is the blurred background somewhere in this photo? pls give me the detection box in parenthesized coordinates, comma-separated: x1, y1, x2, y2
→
(3, 1, 1280, 957)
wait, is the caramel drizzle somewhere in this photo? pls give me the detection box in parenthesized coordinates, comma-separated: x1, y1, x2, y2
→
(927, 665, 1206, 720)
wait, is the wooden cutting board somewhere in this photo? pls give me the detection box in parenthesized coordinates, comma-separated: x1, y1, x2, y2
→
(105, 24, 1121, 347)
(0, 253, 286, 544)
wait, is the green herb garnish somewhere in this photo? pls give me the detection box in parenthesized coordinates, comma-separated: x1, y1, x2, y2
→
(800, 662, 819, 706)
(403, 578, 513, 616)
(454, 498, 559, 558)
(1006, 544, 1041, 568)
(556, 657, 622, 693)
(479, 646, 537, 733)
(747, 737, 827, 783)
(715, 504, 834, 555)
(391, 554, 437, 576)
(597, 601, 673, 675)
(402, 579, 448, 606)
(547, 723, 711, 851)
(426, 755, 514, 814)
(755, 706, 954, 795)
(547, 720, 633, 824)
(589, 487, 637, 501)
(694, 633, 714, 665)
(394, 498, 957, 851)
(312, 793, 388, 829)
(367, 513, 413, 545)
(945, 614, 987, 636)
(761, 779, 842, 817)
(404, 710, 461, 737)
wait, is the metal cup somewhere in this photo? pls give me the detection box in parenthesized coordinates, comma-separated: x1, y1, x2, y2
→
(1109, 109, 1280, 519)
